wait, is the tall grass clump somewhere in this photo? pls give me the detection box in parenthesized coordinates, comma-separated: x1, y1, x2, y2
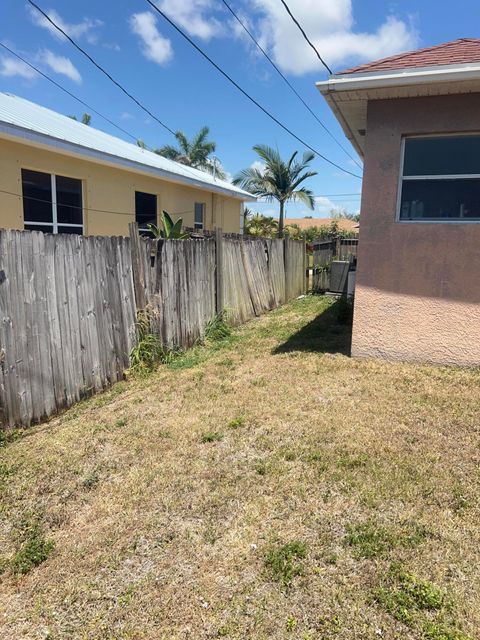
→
(129, 309, 166, 376)
(204, 312, 232, 342)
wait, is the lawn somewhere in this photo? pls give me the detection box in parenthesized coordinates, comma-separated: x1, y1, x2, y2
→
(1, 296, 479, 640)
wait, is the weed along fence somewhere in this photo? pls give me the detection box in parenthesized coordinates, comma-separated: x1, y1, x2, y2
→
(0, 226, 305, 428)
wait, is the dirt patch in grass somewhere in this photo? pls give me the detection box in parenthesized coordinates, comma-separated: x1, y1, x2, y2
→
(1, 296, 480, 639)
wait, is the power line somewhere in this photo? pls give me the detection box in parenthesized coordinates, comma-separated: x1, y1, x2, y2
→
(278, 0, 332, 75)
(221, 0, 361, 169)
(25, 0, 176, 136)
(0, 186, 194, 218)
(145, 0, 362, 180)
(0, 42, 139, 144)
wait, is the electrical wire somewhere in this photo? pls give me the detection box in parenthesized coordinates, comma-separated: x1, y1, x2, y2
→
(0, 186, 194, 218)
(145, 0, 362, 180)
(278, 0, 333, 75)
(25, 0, 176, 136)
(0, 42, 139, 143)
(221, 0, 361, 169)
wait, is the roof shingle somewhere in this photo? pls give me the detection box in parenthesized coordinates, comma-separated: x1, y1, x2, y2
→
(338, 38, 480, 75)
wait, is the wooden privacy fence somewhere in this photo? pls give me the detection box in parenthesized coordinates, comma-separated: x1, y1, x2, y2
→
(0, 227, 305, 428)
(312, 238, 358, 292)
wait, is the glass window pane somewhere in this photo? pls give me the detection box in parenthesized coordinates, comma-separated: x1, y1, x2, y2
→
(400, 178, 480, 220)
(24, 224, 53, 233)
(135, 191, 157, 229)
(404, 136, 480, 176)
(22, 169, 52, 223)
(57, 226, 83, 235)
(194, 202, 204, 229)
(56, 175, 83, 225)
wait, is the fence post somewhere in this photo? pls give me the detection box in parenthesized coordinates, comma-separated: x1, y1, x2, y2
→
(215, 227, 224, 315)
(129, 222, 146, 312)
(283, 236, 289, 301)
(303, 233, 307, 294)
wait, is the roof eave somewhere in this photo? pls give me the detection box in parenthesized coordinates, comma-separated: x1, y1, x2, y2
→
(316, 62, 480, 158)
(0, 121, 255, 202)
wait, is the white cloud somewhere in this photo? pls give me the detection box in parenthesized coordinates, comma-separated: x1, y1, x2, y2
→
(314, 196, 336, 213)
(250, 160, 266, 174)
(253, 0, 418, 75)
(0, 56, 37, 80)
(129, 12, 173, 66)
(155, 0, 222, 40)
(38, 49, 82, 83)
(28, 6, 103, 42)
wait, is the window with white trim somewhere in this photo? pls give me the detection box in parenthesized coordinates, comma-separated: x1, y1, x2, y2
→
(135, 191, 157, 236)
(22, 169, 83, 234)
(398, 135, 480, 221)
(194, 202, 205, 230)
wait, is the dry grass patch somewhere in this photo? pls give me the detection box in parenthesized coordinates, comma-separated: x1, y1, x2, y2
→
(1, 296, 480, 639)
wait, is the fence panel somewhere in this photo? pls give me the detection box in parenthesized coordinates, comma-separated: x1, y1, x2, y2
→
(0, 230, 136, 428)
(0, 228, 305, 428)
(146, 238, 216, 347)
(285, 238, 305, 299)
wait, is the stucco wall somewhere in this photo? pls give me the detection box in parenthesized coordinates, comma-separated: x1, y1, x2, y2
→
(353, 93, 480, 365)
(0, 138, 243, 235)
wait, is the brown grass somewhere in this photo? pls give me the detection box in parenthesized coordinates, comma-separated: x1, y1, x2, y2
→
(1, 296, 479, 640)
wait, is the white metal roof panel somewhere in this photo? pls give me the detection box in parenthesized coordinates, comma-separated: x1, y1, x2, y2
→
(0, 92, 253, 201)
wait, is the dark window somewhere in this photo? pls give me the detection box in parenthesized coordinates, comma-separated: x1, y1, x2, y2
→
(56, 175, 83, 225)
(194, 202, 205, 230)
(22, 169, 83, 233)
(22, 169, 53, 224)
(399, 136, 480, 221)
(135, 191, 157, 235)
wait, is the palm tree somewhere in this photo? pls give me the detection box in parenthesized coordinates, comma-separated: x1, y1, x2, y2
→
(68, 113, 91, 125)
(155, 126, 226, 179)
(244, 213, 278, 237)
(233, 145, 317, 237)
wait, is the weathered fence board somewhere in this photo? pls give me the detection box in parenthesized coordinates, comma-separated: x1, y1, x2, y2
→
(311, 238, 358, 292)
(0, 230, 136, 428)
(285, 238, 305, 300)
(0, 228, 304, 428)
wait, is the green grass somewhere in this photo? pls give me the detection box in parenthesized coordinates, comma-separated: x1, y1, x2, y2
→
(10, 523, 55, 575)
(1, 296, 479, 638)
(345, 521, 430, 559)
(201, 431, 224, 443)
(264, 541, 308, 588)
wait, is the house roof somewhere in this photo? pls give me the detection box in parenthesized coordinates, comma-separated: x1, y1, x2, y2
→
(284, 217, 358, 233)
(316, 38, 480, 159)
(339, 38, 480, 75)
(0, 92, 253, 201)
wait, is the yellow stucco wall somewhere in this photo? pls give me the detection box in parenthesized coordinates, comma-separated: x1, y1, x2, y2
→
(0, 137, 243, 235)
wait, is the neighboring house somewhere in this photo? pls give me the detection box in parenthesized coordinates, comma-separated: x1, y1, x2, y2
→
(284, 217, 358, 234)
(317, 38, 480, 365)
(0, 93, 252, 236)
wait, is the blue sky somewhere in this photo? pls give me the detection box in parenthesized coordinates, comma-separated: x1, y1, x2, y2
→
(1, 0, 479, 219)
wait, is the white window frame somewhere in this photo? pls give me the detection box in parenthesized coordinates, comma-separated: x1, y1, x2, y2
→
(23, 171, 84, 234)
(194, 202, 205, 230)
(396, 133, 480, 224)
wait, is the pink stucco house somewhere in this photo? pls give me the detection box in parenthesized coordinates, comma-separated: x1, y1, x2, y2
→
(317, 39, 480, 366)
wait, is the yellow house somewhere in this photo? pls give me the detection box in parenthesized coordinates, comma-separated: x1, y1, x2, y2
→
(0, 93, 253, 236)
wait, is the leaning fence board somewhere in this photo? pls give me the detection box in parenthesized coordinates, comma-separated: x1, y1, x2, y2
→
(0, 228, 304, 428)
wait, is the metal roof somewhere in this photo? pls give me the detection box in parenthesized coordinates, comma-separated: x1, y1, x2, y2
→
(0, 92, 253, 201)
